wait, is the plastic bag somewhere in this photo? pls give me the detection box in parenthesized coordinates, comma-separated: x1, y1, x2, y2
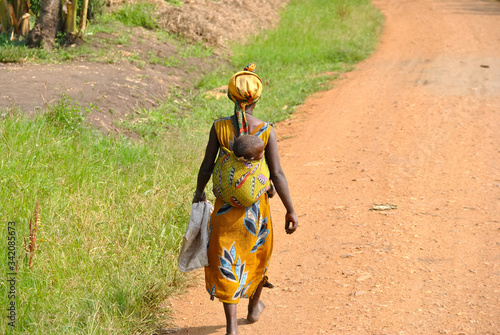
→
(178, 201, 212, 272)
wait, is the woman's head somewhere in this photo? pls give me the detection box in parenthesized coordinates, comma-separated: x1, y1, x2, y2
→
(228, 63, 263, 135)
(227, 63, 262, 107)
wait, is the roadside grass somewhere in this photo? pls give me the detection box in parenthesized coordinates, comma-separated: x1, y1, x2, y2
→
(0, 0, 383, 334)
(0, 103, 203, 334)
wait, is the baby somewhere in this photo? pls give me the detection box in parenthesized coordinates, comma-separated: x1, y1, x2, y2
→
(233, 135, 265, 161)
(232, 135, 276, 198)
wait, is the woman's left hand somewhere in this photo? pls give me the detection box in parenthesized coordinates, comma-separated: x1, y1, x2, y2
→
(285, 212, 298, 234)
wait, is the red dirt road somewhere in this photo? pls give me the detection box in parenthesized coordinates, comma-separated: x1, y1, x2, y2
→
(167, 0, 500, 334)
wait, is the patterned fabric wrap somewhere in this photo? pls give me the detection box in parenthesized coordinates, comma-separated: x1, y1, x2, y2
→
(205, 117, 273, 304)
(227, 63, 262, 135)
(213, 147, 271, 208)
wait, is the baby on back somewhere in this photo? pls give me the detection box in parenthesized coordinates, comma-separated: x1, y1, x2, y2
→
(232, 135, 276, 198)
(212, 134, 275, 207)
(232, 135, 265, 161)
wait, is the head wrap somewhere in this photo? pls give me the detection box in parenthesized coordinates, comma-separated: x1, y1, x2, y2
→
(227, 63, 263, 136)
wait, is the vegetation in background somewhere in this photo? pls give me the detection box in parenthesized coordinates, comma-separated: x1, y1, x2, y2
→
(0, 0, 383, 333)
(113, 2, 158, 30)
(126, 0, 383, 135)
(0, 0, 94, 47)
(0, 2, 214, 64)
(0, 0, 31, 36)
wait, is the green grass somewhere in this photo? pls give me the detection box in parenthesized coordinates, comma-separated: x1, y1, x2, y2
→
(113, 3, 159, 30)
(0, 0, 383, 333)
(0, 35, 50, 63)
(0, 102, 202, 334)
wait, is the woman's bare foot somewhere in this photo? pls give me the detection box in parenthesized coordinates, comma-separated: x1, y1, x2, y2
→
(247, 299, 265, 323)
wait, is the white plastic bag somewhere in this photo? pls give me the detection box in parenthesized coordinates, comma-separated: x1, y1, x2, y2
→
(178, 201, 212, 272)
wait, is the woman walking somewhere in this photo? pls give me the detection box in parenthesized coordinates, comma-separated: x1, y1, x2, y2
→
(192, 64, 298, 335)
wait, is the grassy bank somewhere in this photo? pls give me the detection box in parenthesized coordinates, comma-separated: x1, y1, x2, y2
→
(0, 0, 383, 333)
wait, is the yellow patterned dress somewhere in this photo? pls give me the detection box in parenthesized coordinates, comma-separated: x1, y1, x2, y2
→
(205, 117, 273, 304)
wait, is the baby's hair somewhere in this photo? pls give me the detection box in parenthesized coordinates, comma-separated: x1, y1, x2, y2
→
(233, 135, 264, 159)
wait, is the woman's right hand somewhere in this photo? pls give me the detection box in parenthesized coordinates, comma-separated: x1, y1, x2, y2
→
(285, 212, 298, 234)
(192, 190, 207, 203)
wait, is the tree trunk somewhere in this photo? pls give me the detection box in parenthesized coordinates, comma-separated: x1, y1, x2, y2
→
(27, 0, 60, 49)
(64, 0, 76, 35)
(79, 0, 89, 32)
(0, 0, 12, 33)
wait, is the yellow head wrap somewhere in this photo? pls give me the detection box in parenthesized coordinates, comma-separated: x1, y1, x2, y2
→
(227, 63, 262, 135)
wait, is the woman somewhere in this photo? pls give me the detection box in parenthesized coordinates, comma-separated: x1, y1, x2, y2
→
(192, 64, 298, 335)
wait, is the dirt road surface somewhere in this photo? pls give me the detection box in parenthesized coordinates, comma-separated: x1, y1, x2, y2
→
(167, 0, 500, 334)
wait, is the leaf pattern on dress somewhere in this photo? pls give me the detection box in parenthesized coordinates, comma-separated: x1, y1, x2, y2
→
(230, 243, 236, 261)
(207, 285, 216, 301)
(234, 257, 241, 280)
(244, 217, 257, 236)
(243, 200, 259, 236)
(219, 267, 236, 282)
(218, 243, 238, 283)
(250, 216, 269, 253)
(207, 225, 213, 250)
(216, 203, 232, 215)
(217, 243, 251, 300)
(232, 261, 250, 300)
(241, 281, 253, 298)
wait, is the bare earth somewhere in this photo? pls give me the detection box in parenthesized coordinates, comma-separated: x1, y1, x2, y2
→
(167, 0, 500, 334)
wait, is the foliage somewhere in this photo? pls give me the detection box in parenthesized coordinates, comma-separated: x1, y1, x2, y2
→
(88, 0, 107, 19)
(0, 0, 31, 36)
(30, 0, 41, 17)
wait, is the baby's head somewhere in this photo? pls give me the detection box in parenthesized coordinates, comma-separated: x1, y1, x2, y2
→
(233, 135, 265, 161)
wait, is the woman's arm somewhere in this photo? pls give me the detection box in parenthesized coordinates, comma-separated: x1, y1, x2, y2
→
(265, 127, 298, 234)
(193, 124, 219, 203)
